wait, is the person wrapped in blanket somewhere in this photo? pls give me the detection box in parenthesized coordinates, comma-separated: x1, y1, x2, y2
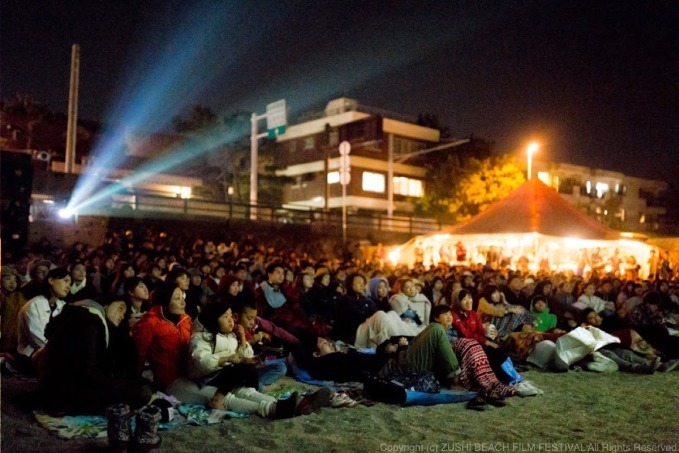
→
(35, 299, 152, 415)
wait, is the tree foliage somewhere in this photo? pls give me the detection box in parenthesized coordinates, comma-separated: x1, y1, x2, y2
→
(447, 155, 525, 222)
(415, 153, 525, 224)
(1, 93, 98, 158)
(171, 105, 291, 206)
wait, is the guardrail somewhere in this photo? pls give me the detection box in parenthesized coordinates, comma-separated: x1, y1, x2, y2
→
(75, 193, 448, 235)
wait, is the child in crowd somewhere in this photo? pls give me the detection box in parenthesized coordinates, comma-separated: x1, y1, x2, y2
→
(123, 276, 150, 331)
(188, 300, 298, 418)
(530, 295, 557, 332)
(233, 301, 288, 389)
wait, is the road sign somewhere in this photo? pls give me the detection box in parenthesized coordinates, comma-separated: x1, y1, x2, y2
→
(266, 99, 287, 137)
(339, 141, 351, 155)
(339, 141, 351, 186)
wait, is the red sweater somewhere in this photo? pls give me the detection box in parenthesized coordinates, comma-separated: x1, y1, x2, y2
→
(132, 305, 192, 390)
(451, 308, 488, 345)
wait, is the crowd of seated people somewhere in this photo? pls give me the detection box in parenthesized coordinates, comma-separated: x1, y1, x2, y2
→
(1, 225, 678, 420)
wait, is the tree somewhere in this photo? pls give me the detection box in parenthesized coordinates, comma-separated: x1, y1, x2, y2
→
(172, 106, 292, 206)
(447, 155, 525, 222)
(1, 93, 52, 150)
(415, 153, 525, 224)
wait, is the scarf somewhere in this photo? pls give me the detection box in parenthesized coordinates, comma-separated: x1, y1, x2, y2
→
(70, 278, 87, 294)
(262, 281, 287, 309)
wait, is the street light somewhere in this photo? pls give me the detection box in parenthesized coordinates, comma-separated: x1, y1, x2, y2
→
(527, 142, 539, 180)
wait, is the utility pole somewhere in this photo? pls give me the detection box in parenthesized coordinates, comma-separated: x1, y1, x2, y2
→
(65, 44, 80, 174)
(250, 100, 287, 220)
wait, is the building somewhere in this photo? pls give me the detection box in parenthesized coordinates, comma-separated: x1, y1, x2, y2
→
(274, 98, 442, 215)
(533, 160, 668, 233)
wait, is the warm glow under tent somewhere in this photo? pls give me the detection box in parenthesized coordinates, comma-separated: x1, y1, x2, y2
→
(392, 179, 656, 275)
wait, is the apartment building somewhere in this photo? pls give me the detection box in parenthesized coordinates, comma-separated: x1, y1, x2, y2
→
(533, 160, 667, 233)
(274, 98, 441, 215)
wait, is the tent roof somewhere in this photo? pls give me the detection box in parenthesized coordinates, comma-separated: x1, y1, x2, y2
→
(448, 179, 621, 240)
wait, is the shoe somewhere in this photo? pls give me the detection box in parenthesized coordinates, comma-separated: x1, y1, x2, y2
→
(514, 364, 531, 373)
(295, 387, 332, 415)
(274, 391, 300, 419)
(512, 381, 543, 397)
(658, 359, 679, 372)
(465, 395, 487, 411)
(130, 405, 162, 452)
(652, 356, 663, 371)
(329, 392, 358, 408)
(485, 391, 506, 407)
(105, 403, 132, 451)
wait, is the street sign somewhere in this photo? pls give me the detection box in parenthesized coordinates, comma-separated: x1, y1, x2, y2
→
(266, 99, 287, 137)
(339, 141, 351, 186)
(339, 140, 351, 155)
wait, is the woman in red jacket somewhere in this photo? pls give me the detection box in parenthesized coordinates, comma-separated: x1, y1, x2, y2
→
(132, 283, 192, 391)
(450, 288, 520, 387)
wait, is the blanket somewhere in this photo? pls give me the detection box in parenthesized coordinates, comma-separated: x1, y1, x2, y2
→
(33, 400, 247, 440)
(289, 355, 476, 406)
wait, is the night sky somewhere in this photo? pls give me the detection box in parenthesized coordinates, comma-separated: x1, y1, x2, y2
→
(2, 0, 678, 179)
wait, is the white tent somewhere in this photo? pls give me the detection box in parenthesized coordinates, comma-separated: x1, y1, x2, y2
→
(392, 180, 656, 276)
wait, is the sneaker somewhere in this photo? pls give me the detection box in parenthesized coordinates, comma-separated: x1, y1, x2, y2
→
(512, 381, 543, 397)
(465, 395, 487, 411)
(658, 359, 679, 372)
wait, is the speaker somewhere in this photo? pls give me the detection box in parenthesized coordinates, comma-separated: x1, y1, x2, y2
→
(1, 151, 33, 255)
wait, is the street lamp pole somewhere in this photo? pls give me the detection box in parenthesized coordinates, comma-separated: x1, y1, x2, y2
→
(527, 142, 539, 181)
(387, 138, 470, 216)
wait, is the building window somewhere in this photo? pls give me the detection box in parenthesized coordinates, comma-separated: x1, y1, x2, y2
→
(288, 140, 297, 153)
(327, 171, 340, 184)
(362, 172, 385, 193)
(594, 182, 608, 199)
(393, 176, 423, 197)
(303, 137, 315, 150)
(392, 137, 426, 159)
(329, 130, 339, 146)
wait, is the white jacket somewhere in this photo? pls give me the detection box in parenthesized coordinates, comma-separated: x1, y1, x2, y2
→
(17, 295, 65, 357)
(188, 326, 253, 379)
(389, 292, 432, 327)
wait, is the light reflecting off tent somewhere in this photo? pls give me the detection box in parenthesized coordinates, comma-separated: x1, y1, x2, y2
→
(388, 249, 401, 265)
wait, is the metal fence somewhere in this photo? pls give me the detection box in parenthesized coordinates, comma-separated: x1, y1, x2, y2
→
(76, 193, 448, 235)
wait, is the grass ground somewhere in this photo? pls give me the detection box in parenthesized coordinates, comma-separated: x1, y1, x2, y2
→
(2, 368, 678, 452)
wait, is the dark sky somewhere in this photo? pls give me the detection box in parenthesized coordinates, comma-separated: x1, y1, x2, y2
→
(2, 0, 678, 179)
